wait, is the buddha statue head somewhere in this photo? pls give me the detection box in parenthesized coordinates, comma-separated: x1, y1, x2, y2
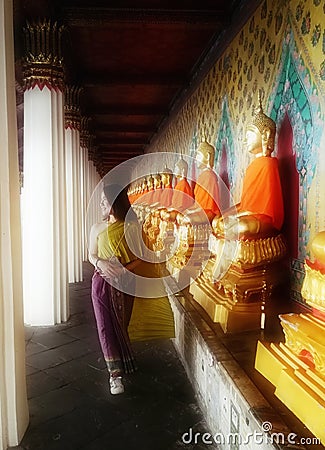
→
(246, 99, 276, 157)
(161, 166, 173, 187)
(175, 157, 188, 179)
(196, 140, 215, 169)
(311, 231, 325, 266)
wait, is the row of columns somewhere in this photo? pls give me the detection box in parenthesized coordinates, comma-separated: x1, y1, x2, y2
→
(21, 20, 101, 325)
(0, 1, 29, 448)
(0, 10, 101, 448)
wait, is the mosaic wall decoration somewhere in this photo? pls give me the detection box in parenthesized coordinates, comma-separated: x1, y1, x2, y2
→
(214, 99, 237, 192)
(188, 130, 199, 186)
(146, 0, 325, 306)
(269, 16, 325, 300)
(271, 51, 315, 258)
(291, 0, 325, 90)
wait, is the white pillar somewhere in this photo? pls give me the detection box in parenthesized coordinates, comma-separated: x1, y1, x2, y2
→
(21, 21, 68, 325)
(80, 143, 87, 261)
(65, 86, 83, 282)
(80, 118, 91, 261)
(0, 0, 29, 447)
(84, 156, 102, 248)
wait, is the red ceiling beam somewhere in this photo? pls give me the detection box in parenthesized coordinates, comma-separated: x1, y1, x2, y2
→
(88, 105, 167, 116)
(81, 73, 186, 88)
(63, 8, 228, 27)
(95, 124, 156, 133)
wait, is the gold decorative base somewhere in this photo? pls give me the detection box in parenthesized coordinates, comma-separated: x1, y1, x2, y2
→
(301, 263, 325, 313)
(279, 313, 325, 376)
(255, 338, 325, 445)
(189, 274, 263, 333)
(189, 261, 286, 333)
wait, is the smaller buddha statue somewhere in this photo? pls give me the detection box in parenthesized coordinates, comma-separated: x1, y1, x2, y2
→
(133, 178, 148, 214)
(172, 157, 194, 211)
(143, 174, 155, 206)
(179, 139, 220, 224)
(301, 231, 325, 317)
(127, 184, 134, 204)
(153, 173, 162, 190)
(141, 177, 148, 195)
(160, 166, 174, 207)
(151, 172, 163, 206)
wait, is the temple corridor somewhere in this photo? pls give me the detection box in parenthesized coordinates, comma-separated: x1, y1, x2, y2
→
(13, 262, 320, 450)
(2, 0, 325, 447)
(19, 263, 212, 450)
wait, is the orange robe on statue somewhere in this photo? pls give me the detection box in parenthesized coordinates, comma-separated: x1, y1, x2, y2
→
(194, 168, 220, 219)
(141, 188, 154, 205)
(172, 178, 194, 210)
(149, 187, 163, 205)
(239, 156, 284, 230)
(160, 186, 173, 207)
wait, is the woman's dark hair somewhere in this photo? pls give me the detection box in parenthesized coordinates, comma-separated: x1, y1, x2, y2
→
(103, 183, 136, 221)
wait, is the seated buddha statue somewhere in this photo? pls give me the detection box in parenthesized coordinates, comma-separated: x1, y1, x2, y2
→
(169, 141, 220, 274)
(172, 157, 194, 211)
(127, 184, 135, 204)
(205, 100, 286, 298)
(145, 173, 162, 208)
(213, 100, 284, 239)
(301, 231, 325, 319)
(143, 174, 155, 206)
(178, 140, 220, 225)
(160, 166, 174, 208)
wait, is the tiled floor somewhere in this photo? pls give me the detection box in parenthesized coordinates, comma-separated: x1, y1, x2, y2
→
(19, 263, 213, 450)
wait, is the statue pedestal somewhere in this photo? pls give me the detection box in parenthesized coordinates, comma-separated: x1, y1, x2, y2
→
(166, 221, 210, 283)
(255, 257, 325, 446)
(255, 315, 325, 445)
(189, 234, 287, 333)
(189, 261, 284, 333)
(189, 277, 262, 333)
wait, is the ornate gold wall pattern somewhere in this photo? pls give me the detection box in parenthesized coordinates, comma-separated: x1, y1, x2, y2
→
(150, 0, 289, 169)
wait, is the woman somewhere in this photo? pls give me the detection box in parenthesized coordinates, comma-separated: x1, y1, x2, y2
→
(88, 184, 142, 395)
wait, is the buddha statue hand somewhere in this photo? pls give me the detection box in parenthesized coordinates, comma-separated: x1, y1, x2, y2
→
(214, 213, 274, 239)
(176, 211, 191, 227)
(212, 215, 239, 238)
(212, 215, 225, 237)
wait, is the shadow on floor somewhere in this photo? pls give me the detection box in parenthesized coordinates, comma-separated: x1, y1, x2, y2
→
(18, 263, 214, 450)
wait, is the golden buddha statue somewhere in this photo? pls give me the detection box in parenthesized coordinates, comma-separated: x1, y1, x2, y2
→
(172, 157, 194, 211)
(190, 100, 287, 332)
(145, 172, 162, 208)
(141, 177, 148, 194)
(160, 166, 174, 208)
(301, 231, 325, 316)
(142, 174, 155, 206)
(179, 140, 220, 224)
(153, 172, 162, 190)
(213, 99, 283, 238)
(166, 142, 219, 279)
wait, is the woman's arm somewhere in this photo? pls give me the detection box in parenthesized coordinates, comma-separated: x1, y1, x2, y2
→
(88, 222, 109, 272)
(88, 222, 101, 268)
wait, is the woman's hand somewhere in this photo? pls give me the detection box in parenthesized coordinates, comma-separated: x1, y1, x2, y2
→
(97, 257, 125, 279)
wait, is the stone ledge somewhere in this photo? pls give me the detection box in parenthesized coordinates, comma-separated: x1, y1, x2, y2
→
(165, 277, 308, 449)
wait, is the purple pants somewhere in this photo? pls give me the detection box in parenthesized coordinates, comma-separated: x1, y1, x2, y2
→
(91, 271, 136, 376)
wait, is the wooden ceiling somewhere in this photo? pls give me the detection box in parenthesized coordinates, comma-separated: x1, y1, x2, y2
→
(14, 0, 258, 175)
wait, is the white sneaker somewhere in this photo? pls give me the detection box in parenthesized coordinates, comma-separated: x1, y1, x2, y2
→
(109, 376, 124, 395)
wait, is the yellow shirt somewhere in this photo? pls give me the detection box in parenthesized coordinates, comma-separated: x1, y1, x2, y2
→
(97, 220, 143, 265)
